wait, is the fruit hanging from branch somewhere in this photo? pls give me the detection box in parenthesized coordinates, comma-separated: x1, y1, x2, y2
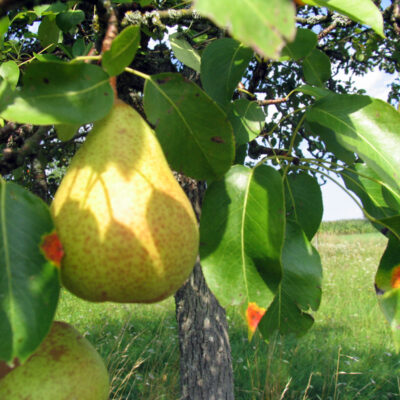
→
(51, 100, 199, 303)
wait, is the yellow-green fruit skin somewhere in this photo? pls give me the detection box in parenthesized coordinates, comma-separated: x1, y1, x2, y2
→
(0, 321, 109, 400)
(51, 100, 199, 303)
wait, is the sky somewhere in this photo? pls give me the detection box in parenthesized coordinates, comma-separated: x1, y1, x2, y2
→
(321, 70, 396, 221)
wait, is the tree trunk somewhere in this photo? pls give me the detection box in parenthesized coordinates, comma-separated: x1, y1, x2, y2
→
(174, 177, 234, 400)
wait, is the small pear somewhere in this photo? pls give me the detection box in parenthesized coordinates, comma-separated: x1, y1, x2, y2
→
(0, 321, 109, 400)
(51, 100, 199, 302)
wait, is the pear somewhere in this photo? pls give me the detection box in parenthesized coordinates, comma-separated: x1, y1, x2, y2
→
(0, 321, 109, 399)
(51, 100, 199, 303)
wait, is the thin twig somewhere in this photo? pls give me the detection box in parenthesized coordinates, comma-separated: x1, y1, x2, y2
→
(258, 97, 289, 106)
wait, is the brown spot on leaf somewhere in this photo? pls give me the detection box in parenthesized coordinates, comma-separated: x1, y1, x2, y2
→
(211, 136, 225, 144)
(156, 77, 173, 85)
(43, 78, 49, 84)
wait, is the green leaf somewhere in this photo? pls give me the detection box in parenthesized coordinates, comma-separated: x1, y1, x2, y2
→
(294, 85, 331, 99)
(56, 10, 85, 32)
(102, 26, 141, 77)
(306, 94, 400, 193)
(375, 236, 400, 350)
(0, 61, 19, 90)
(200, 164, 284, 307)
(194, 0, 296, 59)
(72, 38, 87, 58)
(0, 16, 10, 47)
(305, 120, 356, 164)
(302, 49, 331, 87)
(259, 221, 322, 339)
(169, 32, 201, 73)
(376, 236, 400, 293)
(0, 61, 114, 125)
(285, 172, 323, 240)
(281, 28, 317, 61)
(34, 2, 67, 16)
(200, 38, 253, 107)
(234, 143, 247, 165)
(342, 163, 400, 224)
(33, 53, 63, 63)
(143, 73, 235, 181)
(227, 99, 265, 145)
(378, 216, 400, 240)
(55, 124, 80, 141)
(0, 179, 60, 364)
(38, 15, 62, 51)
(302, 0, 384, 38)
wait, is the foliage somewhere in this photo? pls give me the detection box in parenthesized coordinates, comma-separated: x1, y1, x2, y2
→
(0, 0, 399, 384)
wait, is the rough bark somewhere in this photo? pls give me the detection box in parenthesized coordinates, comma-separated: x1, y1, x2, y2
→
(174, 177, 234, 400)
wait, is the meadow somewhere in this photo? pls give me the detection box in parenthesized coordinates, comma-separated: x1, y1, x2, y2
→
(55, 220, 400, 399)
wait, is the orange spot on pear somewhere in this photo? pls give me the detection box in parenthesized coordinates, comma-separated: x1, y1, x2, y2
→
(40, 231, 64, 268)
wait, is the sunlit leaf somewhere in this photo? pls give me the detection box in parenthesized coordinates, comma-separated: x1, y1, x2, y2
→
(200, 164, 284, 308)
(102, 26, 141, 77)
(294, 85, 331, 99)
(0, 61, 114, 125)
(301, 0, 384, 37)
(227, 99, 265, 145)
(169, 32, 201, 73)
(0, 16, 10, 47)
(0, 61, 19, 90)
(194, 0, 296, 59)
(342, 163, 400, 235)
(307, 95, 400, 193)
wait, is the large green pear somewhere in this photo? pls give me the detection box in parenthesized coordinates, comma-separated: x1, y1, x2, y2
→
(0, 321, 109, 399)
(51, 100, 199, 302)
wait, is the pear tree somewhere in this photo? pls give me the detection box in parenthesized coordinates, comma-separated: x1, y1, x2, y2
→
(0, 0, 400, 399)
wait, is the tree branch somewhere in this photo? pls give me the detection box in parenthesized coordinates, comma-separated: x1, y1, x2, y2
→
(0, 0, 50, 17)
(0, 126, 48, 176)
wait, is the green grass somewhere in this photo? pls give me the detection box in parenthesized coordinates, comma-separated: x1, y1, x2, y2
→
(56, 228, 400, 399)
(318, 219, 376, 235)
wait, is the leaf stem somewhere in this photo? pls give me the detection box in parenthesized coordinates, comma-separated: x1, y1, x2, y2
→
(70, 55, 102, 63)
(124, 67, 151, 80)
